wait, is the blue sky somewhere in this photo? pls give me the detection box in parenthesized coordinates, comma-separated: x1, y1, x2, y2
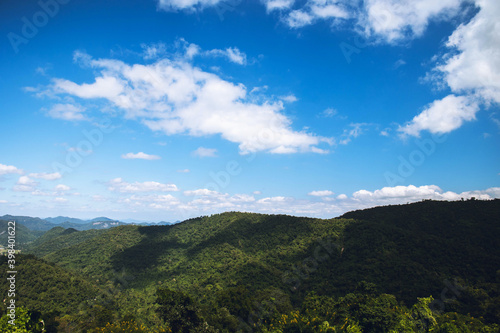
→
(0, 0, 499, 221)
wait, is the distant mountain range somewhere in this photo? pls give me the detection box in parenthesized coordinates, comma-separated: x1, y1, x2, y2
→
(0, 214, 175, 233)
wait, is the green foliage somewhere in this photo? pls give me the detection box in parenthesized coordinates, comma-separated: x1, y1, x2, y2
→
(25, 227, 107, 257)
(0, 307, 45, 333)
(0, 254, 97, 324)
(155, 287, 213, 332)
(92, 319, 169, 333)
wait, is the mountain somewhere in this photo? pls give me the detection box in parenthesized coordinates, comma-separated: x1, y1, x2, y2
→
(5, 200, 500, 332)
(121, 218, 175, 225)
(0, 220, 43, 249)
(58, 220, 128, 231)
(34, 200, 500, 300)
(25, 227, 107, 257)
(0, 214, 56, 231)
(88, 216, 115, 222)
(0, 214, 128, 233)
(45, 216, 87, 224)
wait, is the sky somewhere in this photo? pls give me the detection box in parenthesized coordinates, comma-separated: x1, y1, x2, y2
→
(0, 0, 499, 222)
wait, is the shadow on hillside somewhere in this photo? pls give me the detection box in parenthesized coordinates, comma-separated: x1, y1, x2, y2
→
(109, 225, 186, 274)
(185, 215, 315, 260)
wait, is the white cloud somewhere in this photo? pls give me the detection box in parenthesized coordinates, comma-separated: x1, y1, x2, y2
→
(257, 196, 290, 204)
(0, 200, 7, 204)
(393, 59, 406, 69)
(360, 0, 463, 43)
(47, 103, 87, 121)
(308, 190, 334, 196)
(192, 147, 218, 158)
(107, 178, 178, 193)
(262, 0, 294, 12)
(399, 95, 479, 136)
(92, 195, 108, 202)
(254, 185, 500, 217)
(352, 185, 443, 201)
(184, 188, 220, 196)
(31, 190, 54, 196)
(351, 185, 499, 203)
(157, 0, 223, 11)
(55, 184, 71, 191)
(46, 50, 329, 155)
(121, 194, 180, 210)
(401, 0, 500, 136)
(155, 0, 463, 46)
(103, 183, 499, 219)
(121, 152, 161, 160)
(434, 0, 500, 104)
(205, 47, 247, 65)
(286, 10, 315, 28)
(54, 197, 68, 203)
(339, 123, 369, 144)
(286, 1, 350, 28)
(0, 163, 23, 175)
(230, 194, 255, 202)
(280, 94, 298, 103)
(321, 108, 338, 118)
(177, 169, 190, 173)
(224, 47, 247, 65)
(13, 176, 38, 192)
(141, 42, 167, 60)
(29, 172, 62, 180)
(53, 76, 124, 100)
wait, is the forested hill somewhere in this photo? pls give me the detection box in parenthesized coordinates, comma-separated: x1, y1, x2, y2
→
(2, 200, 499, 332)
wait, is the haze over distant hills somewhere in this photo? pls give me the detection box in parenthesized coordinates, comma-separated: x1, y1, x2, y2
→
(0, 214, 174, 232)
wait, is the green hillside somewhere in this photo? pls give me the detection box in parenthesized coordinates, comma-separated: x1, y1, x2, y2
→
(0, 215, 56, 231)
(3, 200, 499, 332)
(25, 228, 107, 257)
(0, 220, 43, 249)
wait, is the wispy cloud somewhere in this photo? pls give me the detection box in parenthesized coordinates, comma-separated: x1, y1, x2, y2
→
(107, 178, 178, 193)
(29, 172, 62, 180)
(205, 47, 247, 65)
(47, 103, 87, 121)
(308, 190, 334, 196)
(192, 147, 217, 158)
(121, 152, 161, 160)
